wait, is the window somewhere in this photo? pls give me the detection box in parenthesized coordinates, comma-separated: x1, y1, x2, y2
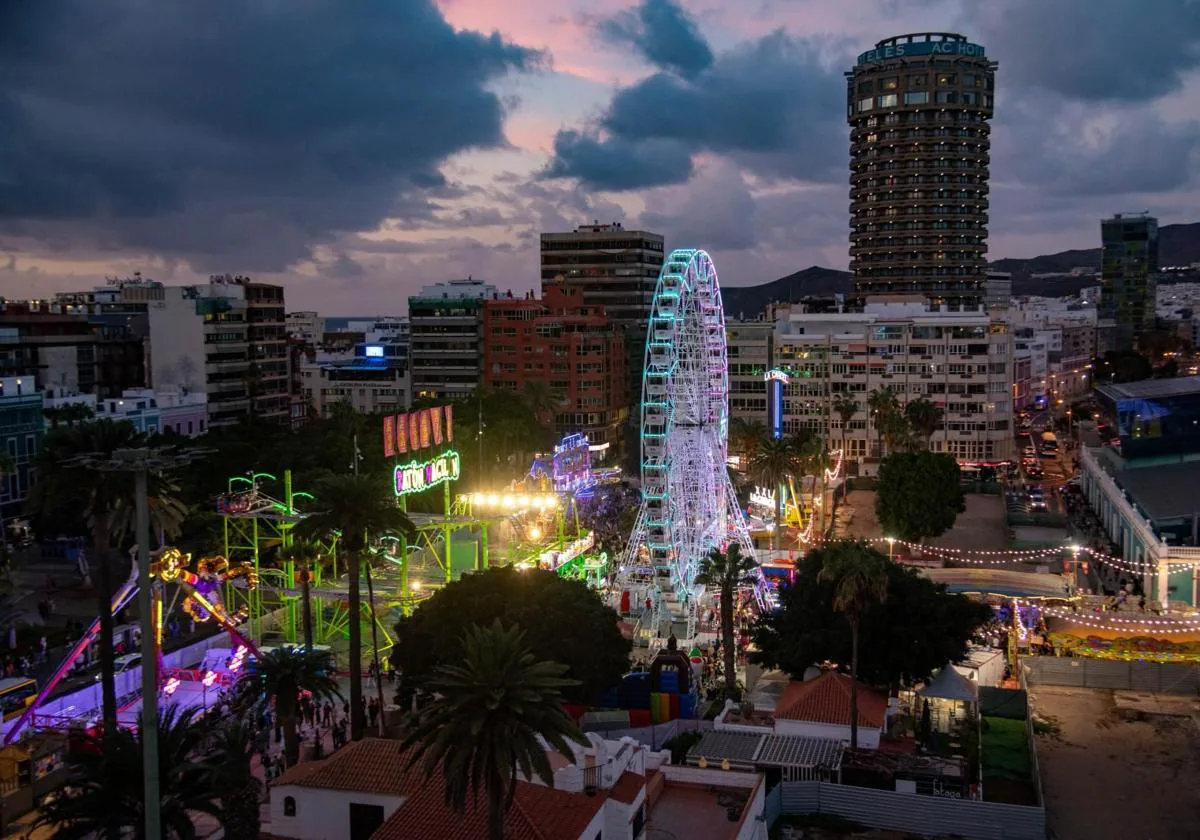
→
(857, 97, 873, 112)
(857, 81, 873, 95)
(937, 73, 957, 85)
(283, 796, 296, 817)
(963, 73, 977, 87)
(881, 77, 899, 90)
(877, 93, 898, 108)
(961, 92, 978, 105)
(904, 91, 928, 105)
(935, 90, 957, 104)
(909, 74, 927, 87)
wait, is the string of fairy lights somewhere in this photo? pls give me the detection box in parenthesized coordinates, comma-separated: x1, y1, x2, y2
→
(871, 537, 1199, 576)
(1008, 598, 1200, 634)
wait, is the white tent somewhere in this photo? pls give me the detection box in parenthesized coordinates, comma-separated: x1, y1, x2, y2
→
(918, 664, 979, 704)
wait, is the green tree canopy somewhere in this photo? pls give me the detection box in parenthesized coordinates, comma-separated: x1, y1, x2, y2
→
(392, 567, 631, 702)
(750, 550, 992, 686)
(875, 451, 965, 542)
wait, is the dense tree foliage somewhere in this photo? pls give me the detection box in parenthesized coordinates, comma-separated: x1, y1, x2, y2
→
(751, 551, 992, 686)
(392, 567, 631, 702)
(875, 451, 965, 542)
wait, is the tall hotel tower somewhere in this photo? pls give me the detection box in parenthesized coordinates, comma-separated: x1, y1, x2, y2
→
(846, 34, 998, 310)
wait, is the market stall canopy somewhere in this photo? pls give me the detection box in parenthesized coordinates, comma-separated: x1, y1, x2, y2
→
(918, 664, 979, 703)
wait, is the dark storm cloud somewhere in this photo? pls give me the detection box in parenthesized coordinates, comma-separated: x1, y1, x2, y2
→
(596, 0, 715, 79)
(545, 131, 696, 189)
(0, 0, 540, 270)
(545, 17, 846, 191)
(976, 0, 1200, 103)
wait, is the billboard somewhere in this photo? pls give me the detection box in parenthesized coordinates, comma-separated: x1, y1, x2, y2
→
(383, 406, 454, 457)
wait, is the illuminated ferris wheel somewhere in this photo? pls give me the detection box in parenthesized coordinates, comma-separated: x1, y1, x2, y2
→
(622, 249, 755, 642)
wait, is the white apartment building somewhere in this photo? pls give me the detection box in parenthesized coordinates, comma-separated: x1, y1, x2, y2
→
(286, 311, 325, 344)
(407, 278, 497, 401)
(147, 277, 289, 429)
(734, 301, 1015, 471)
(726, 317, 774, 424)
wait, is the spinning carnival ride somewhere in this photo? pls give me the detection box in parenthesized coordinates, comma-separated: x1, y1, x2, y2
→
(620, 249, 758, 644)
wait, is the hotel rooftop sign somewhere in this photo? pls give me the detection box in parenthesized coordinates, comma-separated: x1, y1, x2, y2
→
(857, 40, 986, 66)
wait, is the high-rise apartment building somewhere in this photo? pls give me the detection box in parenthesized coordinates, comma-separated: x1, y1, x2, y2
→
(1099, 213, 1159, 352)
(407, 278, 496, 402)
(727, 301, 1014, 470)
(0, 376, 43, 523)
(846, 33, 997, 310)
(146, 276, 289, 429)
(482, 280, 628, 448)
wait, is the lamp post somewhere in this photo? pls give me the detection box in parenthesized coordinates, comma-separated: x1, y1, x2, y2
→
(71, 444, 207, 840)
(886, 537, 895, 562)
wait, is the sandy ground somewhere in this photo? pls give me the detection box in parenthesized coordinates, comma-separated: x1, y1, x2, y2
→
(841, 490, 1009, 551)
(1031, 686, 1200, 840)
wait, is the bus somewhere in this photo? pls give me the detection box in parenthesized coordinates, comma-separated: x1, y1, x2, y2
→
(1040, 431, 1059, 455)
(0, 677, 38, 721)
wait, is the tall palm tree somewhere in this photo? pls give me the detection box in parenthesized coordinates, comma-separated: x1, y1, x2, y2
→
(832, 395, 859, 459)
(204, 719, 262, 840)
(278, 540, 321, 652)
(36, 705, 220, 839)
(904, 397, 944, 450)
(295, 472, 414, 742)
(817, 540, 889, 750)
(728, 418, 768, 462)
(521, 379, 567, 428)
(866, 388, 898, 459)
(747, 437, 801, 547)
(241, 647, 341, 767)
(25, 420, 186, 741)
(695, 544, 758, 700)
(402, 621, 587, 840)
(797, 436, 831, 538)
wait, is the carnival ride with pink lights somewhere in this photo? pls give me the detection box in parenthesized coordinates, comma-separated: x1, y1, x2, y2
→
(5, 548, 262, 742)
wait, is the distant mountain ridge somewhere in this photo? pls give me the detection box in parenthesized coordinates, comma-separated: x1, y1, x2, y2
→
(721, 221, 1200, 318)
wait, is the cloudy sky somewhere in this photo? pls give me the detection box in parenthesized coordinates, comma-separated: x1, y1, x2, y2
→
(3, 0, 1200, 313)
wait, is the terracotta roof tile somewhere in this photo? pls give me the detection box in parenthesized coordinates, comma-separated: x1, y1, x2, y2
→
(774, 671, 887, 729)
(273, 738, 420, 797)
(372, 776, 606, 840)
(608, 770, 646, 805)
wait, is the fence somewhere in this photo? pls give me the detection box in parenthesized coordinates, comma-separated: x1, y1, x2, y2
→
(1024, 656, 1200, 695)
(778, 781, 1046, 840)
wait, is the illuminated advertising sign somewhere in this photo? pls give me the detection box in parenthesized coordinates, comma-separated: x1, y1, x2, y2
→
(383, 406, 453, 457)
(856, 39, 985, 65)
(394, 450, 461, 497)
(764, 369, 791, 384)
(749, 486, 776, 510)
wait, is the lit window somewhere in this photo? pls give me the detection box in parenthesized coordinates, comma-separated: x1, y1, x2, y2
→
(878, 93, 898, 108)
(857, 97, 873, 112)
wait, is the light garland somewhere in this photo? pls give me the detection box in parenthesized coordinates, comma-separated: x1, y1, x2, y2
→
(870, 538, 1198, 573)
(1010, 598, 1200, 633)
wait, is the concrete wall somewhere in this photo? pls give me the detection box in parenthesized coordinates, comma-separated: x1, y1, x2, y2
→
(147, 291, 205, 392)
(774, 718, 882, 751)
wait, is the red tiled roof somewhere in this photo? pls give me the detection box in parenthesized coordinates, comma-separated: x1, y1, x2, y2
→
(774, 671, 887, 729)
(372, 775, 606, 840)
(273, 738, 421, 797)
(608, 770, 646, 805)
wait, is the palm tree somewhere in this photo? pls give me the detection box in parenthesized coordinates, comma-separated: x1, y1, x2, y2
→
(904, 397, 944, 450)
(797, 436, 831, 538)
(728, 418, 768, 462)
(295, 472, 414, 742)
(695, 544, 758, 700)
(278, 540, 321, 652)
(25, 420, 186, 741)
(866, 388, 898, 459)
(747, 437, 801, 547)
(521, 379, 567, 428)
(36, 705, 220, 839)
(832, 395, 858, 458)
(817, 540, 889, 750)
(241, 647, 341, 767)
(402, 621, 587, 840)
(204, 719, 262, 840)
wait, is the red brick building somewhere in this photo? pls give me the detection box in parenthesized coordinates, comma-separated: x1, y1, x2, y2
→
(482, 280, 628, 451)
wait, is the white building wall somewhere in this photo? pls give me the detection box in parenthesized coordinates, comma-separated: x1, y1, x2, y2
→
(268, 787, 404, 840)
(147, 289, 207, 392)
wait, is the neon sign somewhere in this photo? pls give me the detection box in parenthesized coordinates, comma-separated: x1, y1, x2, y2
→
(764, 369, 791, 384)
(750, 486, 776, 509)
(394, 450, 461, 497)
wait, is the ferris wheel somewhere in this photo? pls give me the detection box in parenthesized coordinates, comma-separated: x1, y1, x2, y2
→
(621, 249, 756, 643)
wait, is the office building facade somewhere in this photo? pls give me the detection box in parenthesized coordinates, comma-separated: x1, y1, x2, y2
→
(482, 281, 628, 448)
(846, 33, 997, 310)
(1099, 213, 1159, 352)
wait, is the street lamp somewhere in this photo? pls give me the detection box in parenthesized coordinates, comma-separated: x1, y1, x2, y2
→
(70, 444, 208, 840)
